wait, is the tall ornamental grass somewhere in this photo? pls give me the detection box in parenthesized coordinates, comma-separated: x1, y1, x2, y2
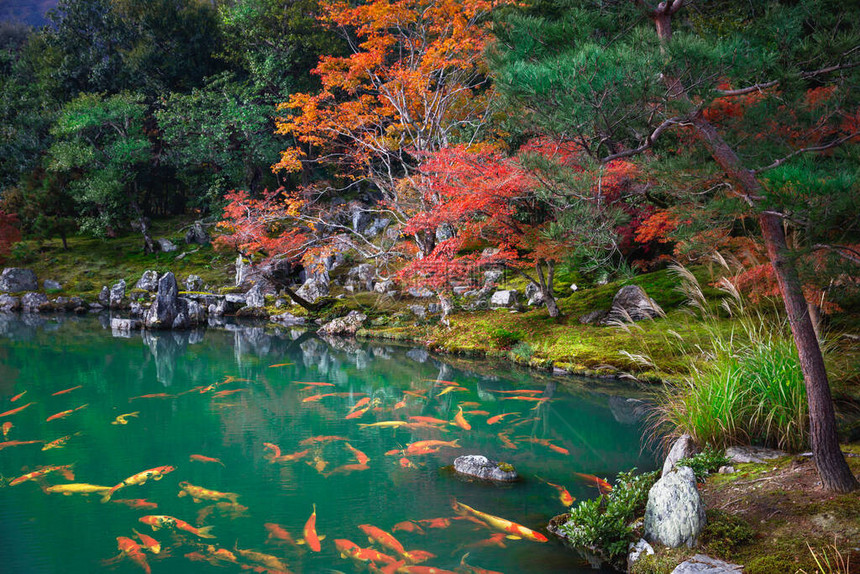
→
(649, 262, 813, 453)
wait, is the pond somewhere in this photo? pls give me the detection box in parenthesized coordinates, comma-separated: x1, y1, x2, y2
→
(0, 315, 656, 574)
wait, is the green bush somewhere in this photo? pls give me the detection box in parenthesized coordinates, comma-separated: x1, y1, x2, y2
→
(676, 446, 730, 482)
(511, 342, 535, 361)
(700, 509, 754, 558)
(560, 470, 658, 564)
(489, 327, 523, 348)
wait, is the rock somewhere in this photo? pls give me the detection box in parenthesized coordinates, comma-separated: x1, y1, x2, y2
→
(245, 284, 265, 308)
(0, 294, 20, 312)
(525, 282, 544, 306)
(407, 286, 434, 298)
(570, 283, 578, 292)
(98, 286, 110, 307)
(483, 269, 503, 287)
(608, 396, 648, 425)
(270, 312, 306, 326)
(427, 303, 440, 314)
(0, 268, 38, 292)
(662, 434, 698, 477)
(365, 217, 390, 237)
(184, 274, 203, 291)
(21, 292, 49, 312)
(489, 290, 519, 308)
(110, 280, 126, 309)
(184, 222, 210, 245)
(628, 538, 655, 572)
(453, 455, 518, 482)
(295, 277, 329, 304)
(600, 285, 661, 325)
(718, 466, 735, 474)
(142, 272, 202, 330)
(130, 302, 145, 317)
(644, 466, 707, 548)
(44, 279, 62, 291)
(110, 318, 140, 331)
(347, 264, 376, 292)
(405, 348, 429, 363)
(436, 223, 455, 242)
(374, 279, 395, 294)
(725, 445, 786, 464)
(318, 311, 366, 336)
(350, 203, 372, 233)
(671, 554, 743, 573)
(157, 238, 177, 252)
(135, 270, 160, 292)
(409, 305, 427, 319)
(579, 309, 607, 325)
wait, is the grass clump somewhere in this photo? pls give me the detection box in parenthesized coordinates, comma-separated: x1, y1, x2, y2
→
(510, 341, 535, 361)
(560, 470, 658, 566)
(676, 445, 730, 482)
(650, 263, 812, 452)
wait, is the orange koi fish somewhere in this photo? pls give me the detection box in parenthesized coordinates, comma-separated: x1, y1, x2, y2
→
(349, 397, 371, 412)
(42, 433, 78, 450)
(465, 410, 490, 416)
(574, 472, 613, 494)
(509, 416, 539, 428)
(264, 522, 298, 546)
(436, 386, 467, 397)
(46, 403, 88, 422)
(189, 454, 225, 466)
(178, 481, 239, 504)
(139, 514, 215, 538)
(263, 442, 282, 460)
(403, 390, 427, 399)
(268, 362, 294, 368)
(129, 393, 175, 401)
(408, 416, 448, 425)
(399, 457, 418, 469)
(393, 399, 408, 410)
(10, 391, 27, 402)
(393, 521, 425, 534)
(499, 396, 548, 402)
(132, 529, 161, 554)
(517, 437, 569, 455)
(303, 392, 341, 402)
(112, 412, 139, 425)
(416, 518, 451, 529)
(299, 435, 348, 446)
(344, 442, 369, 465)
(453, 406, 471, 431)
(0, 401, 34, 418)
(545, 481, 575, 506)
(335, 539, 397, 567)
(292, 381, 334, 386)
(488, 389, 544, 395)
(52, 385, 82, 396)
(112, 498, 158, 509)
(276, 449, 310, 463)
(302, 504, 322, 552)
(459, 401, 481, 408)
(451, 499, 548, 543)
(497, 433, 517, 449)
(345, 404, 374, 420)
(380, 562, 457, 574)
(201, 545, 238, 565)
(358, 524, 408, 558)
(103, 465, 176, 502)
(404, 439, 460, 456)
(1, 421, 11, 438)
(486, 413, 517, 425)
(460, 533, 508, 550)
(323, 463, 370, 477)
(0, 439, 41, 451)
(9, 464, 74, 486)
(213, 389, 246, 398)
(116, 536, 151, 574)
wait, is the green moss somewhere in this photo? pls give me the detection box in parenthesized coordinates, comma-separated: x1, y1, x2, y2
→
(744, 554, 799, 574)
(700, 509, 755, 559)
(497, 462, 515, 472)
(630, 549, 692, 574)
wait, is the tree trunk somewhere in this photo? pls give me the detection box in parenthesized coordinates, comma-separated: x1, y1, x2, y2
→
(536, 261, 561, 318)
(281, 284, 322, 313)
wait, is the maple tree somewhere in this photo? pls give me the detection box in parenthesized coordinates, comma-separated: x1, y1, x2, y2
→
(272, 0, 506, 258)
(0, 210, 21, 260)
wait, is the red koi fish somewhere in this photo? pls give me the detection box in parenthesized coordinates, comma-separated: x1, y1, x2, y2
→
(46, 403, 88, 422)
(358, 524, 408, 559)
(399, 457, 418, 469)
(116, 536, 151, 574)
(453, 406, 471, 431)
(0, 439, 41, 451)
(393, 521, 425, 534)
(132, 529, 161, 554)
(113, 498, 158, 509)
(335, 539, 398, 567)
(10, 391, 27, 402)
(276, 449, 310, 463)
(303, 504, 322, 552)
(139, 515, 215, 538)
(263, 442, 282, 460)
(574, 472, 613, 494)
(190, 454, 225, 466)
(344, 442, 369, 465)
(345, 403, 374, 420)
(348, 397, 371, 412)
(486, 413, 517, 425)
(466, 410, 490, 416)
(404, 439, 460, 456)
(545, 481, 575, 506)
(499, 396, 548, 403)
(517, 437, 569, 455)
(292, 381, 334, 386)
(403, 390, 427, 399)
(268, 362, 294, 368)
(451, 499, 548, 542)
(299, 435, 348, 446)
(52, 385, 82, 396)
(9, 464, 74, 486)
(0, 401, 34, 418)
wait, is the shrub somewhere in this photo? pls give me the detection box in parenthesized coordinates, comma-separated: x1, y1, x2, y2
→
(488, 327, 522, 348)
(511, 341, 535, 361)
(560, 470, 658, 564)
(676, 446, 730, 482)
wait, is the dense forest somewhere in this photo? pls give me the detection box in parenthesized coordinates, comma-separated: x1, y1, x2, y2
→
(1, 0, 859, 559)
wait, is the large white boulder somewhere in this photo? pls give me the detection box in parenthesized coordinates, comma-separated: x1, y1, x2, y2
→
(644, 466, 706, 548)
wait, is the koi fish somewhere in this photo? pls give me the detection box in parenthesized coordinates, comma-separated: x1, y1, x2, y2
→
(46, 403, 88, 422)
(302, 504, 322, 552)
(264, 522, 298, 546)
(189, 454, 225, 466)
(103, 465, 176, 502)
(359, 421, 410, 429)
(345, 443, 370, 465)
(275, 449, 310, 463)
(408, 416, 448, 425)
(10, 391, 27, 402)
(292, 381, 335, 386)
(458, 552, 504, 574)
(52, 385, 82, 396)
(234, 546, 288, 571)
(1, 421, 11, 438)
(509, 416, 539, 428)
(112, 412, 140, 425)
(453, 406, 471, 431)
(129, 393, 175, 401)
(0, 401, 34, 418)
(197, 501, 249, 523)
(451, 499, 548, 542)
(358, 524, 407, 559)
(116, 536, 151, 574)
(487, 389, 544, 395)
(345, 403, 374, 420)
(9, 464, 74, 485)
(45, 483, 112, 496)
(139, 514, 215, 538)
(335, 539, 397, 567)
(178, 481, 239, 504)
(399, 457, 418, 469)
(517, 437, 569, 455)
(459, 533, 508, 550)
(424, 379, 460, 386)
(465, 410, 490, 416)
(132, 529, 161, 554)
(303, 392, 358, 402)
(43, 433, 79, 450)
(545, 481, 575, 506)
(393, 399, 408, 410)
(498, 396, 549, 402)
(269, 362, 294, 368)
(0, 439, 41, 451)
(574, 472, 613, 494)
(416, 518, 450, 529)
(393, 521, 425, 534)
(405, 439, 460, 455)
(349, 397, 371, 412)
(112, 498, 158, 510)
(323, 463, 370, 477)
(459, 401, 481, 408)
(213, 389, 246, 398)
(436, 386, 467, 397)
(497, 433, 517, 449)
(299, 435, 348, 446)
(263, 442, 282, 460)
(486, 413, 517, 425)
(201, 545, 238, 565)
(403, 390, 427, 399)
(111, 498, 158, 509)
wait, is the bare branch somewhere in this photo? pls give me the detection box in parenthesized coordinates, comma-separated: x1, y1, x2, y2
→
(599, 116, 684, 163)
(812, 244, 860, 266)
(754, 132, 859, 173)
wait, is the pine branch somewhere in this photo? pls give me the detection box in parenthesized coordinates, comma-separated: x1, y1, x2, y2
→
(753, 132, 859, 173)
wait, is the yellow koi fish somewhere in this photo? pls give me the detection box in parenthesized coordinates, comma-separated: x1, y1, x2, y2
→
(451, 499, 548, 542)
(112, 412, 140, 425)
(178, 481, 239, 504)
(45, 483, 112, 496)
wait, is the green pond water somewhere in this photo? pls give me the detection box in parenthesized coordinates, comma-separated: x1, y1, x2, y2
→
(0, 315, 656, 573)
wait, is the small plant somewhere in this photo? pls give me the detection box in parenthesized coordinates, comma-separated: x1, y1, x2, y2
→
(511, 341, 535, 361)
(489, 327, 522, 348)
(700, 509, 754, 558)
(560, 469, 658, 565)
(676, 446, 730, 482)
(798, 538, 852, 574)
